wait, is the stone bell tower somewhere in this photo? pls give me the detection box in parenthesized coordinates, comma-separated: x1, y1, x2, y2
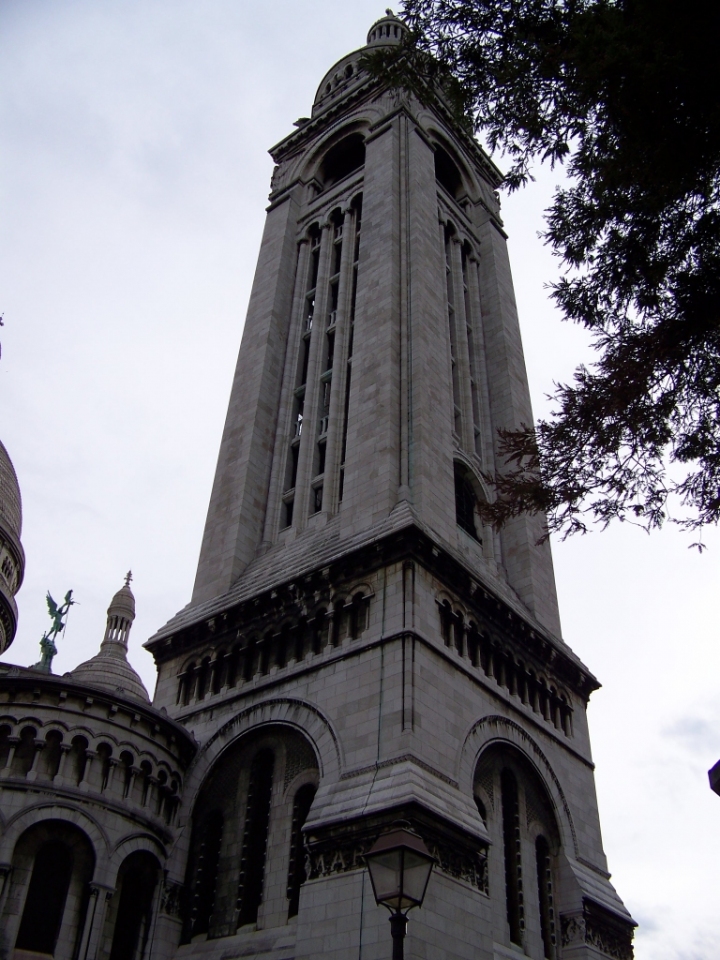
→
(147, 12, 634, 960)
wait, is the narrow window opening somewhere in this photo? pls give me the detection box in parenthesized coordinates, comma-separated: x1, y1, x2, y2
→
(286, 444, 299, 491)
(313, 485, 323, 513)
(332, 242, 342, 276)
(317, 442, 326, 476)
(435, 146, 463, 198)
(454, 463, 479, 541)
(536, 836, 556, 959)
(501, 769, 524, 945)
(287, 783, 317, 918)
(188, 811, 224, 939)
(237, 749, 275, 927)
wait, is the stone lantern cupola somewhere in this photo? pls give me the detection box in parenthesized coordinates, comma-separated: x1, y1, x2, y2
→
(68, 573, 149, 703)
(366, 9, 408, 46)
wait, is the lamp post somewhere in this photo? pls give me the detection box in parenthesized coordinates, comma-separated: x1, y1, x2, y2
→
(364, 822, 435, 960)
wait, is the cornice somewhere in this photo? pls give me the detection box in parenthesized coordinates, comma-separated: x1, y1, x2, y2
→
(146, 520, 598, 703)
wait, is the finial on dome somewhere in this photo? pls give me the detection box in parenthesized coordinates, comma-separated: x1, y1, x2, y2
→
(125, 570, 133, 587)
(386, 7, 394, 14)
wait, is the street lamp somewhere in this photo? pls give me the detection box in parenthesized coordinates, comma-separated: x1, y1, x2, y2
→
(365, 822, 435, 960)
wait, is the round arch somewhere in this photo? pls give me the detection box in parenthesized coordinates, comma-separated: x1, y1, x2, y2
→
(299, 120, 370, 186)
(457, 715, 579, 857)
(0, 802, 111, 874)
(178, 698, 342, 819)
(109, 832, 168, 882)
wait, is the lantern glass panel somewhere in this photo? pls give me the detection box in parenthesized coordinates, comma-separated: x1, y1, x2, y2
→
(401, 849, 433, 906)
(367, 849, 403, 908)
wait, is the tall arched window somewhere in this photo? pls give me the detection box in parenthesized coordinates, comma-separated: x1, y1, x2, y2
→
(108, 851, 160, 960)
(454, 462, 479, 541)
(184, 728, 319, 942)
(474, 745, 561, 957)
(286, 783, 317, 918)
(15, 840, 73, 955)
(5, 821, 95, 960)
(237, 748, 275, 926)
(319, 133, 365, 189)
(434, 145, 463, 198)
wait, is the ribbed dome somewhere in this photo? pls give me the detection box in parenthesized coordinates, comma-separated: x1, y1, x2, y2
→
(108, 580, 136, 622)
(69, 649, 150, 703)
(313, 11, 408, 110)
(0, 440, 22, 539)
(67, 574, 149, 703)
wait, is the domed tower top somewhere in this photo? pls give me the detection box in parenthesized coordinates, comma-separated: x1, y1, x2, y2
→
(312, 11, 408, 111)
(0, 440, 25, 653)
(68, 573, 149, 703)
(366, 9, 409, 46)
(0, 440, 22, 541)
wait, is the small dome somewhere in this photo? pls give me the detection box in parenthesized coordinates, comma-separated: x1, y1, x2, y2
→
(67, 574, 149, 703)
(366, 10, 408, 47)
(0, 440, 22, 539)
(69, 650, 150, 704)
(313, 12, 409, 110)
(108, 574, 136, 622)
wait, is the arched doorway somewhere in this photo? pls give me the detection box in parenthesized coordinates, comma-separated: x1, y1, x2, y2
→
(105, 851, 160, 960)
(4, 819, 95, 960)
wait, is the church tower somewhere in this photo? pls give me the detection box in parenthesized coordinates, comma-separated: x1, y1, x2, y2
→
(147, 14, 634, 960)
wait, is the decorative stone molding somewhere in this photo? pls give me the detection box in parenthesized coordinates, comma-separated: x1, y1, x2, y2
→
(160, 879, 184, 918)
(561, 901, 635, 960)
(305, 808, 488, 895)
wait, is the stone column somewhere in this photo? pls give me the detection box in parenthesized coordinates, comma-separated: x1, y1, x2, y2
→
(54, 742, 72, 784)
(465, 254, 494, 472)
(294, 221, 334, 527)
(449, 236, 475, 454)
(262, 237, 311, 543)
(78, 750, 96, 793)
(78, 882, 114, 960)
(104, 758, 117, 795)
(24, 738, 44, 781)
(1, 736, 19, 776)
(0, 863, 13, 918)
(322, 205, 355, 515)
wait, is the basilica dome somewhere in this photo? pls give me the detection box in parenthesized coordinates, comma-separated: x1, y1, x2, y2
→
(0, 440, 22, 540)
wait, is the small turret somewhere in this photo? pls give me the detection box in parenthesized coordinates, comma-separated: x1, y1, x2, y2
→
(366, 9, 408, 46)
(103, 570, 136, 648)
(68, 573, 149, 703)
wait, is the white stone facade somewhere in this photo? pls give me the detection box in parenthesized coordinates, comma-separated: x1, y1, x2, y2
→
(0, 12, 633, 960)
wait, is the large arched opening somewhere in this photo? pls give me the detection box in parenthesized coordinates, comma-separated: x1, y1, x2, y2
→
(104, 850, 161, 960)
(3, 819, 95, 959)
(183, 725, 319, 941)
(474, 744, 561, 958)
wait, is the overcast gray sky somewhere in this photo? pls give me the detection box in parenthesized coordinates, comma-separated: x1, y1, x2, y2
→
(1, 3, 718, 957)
